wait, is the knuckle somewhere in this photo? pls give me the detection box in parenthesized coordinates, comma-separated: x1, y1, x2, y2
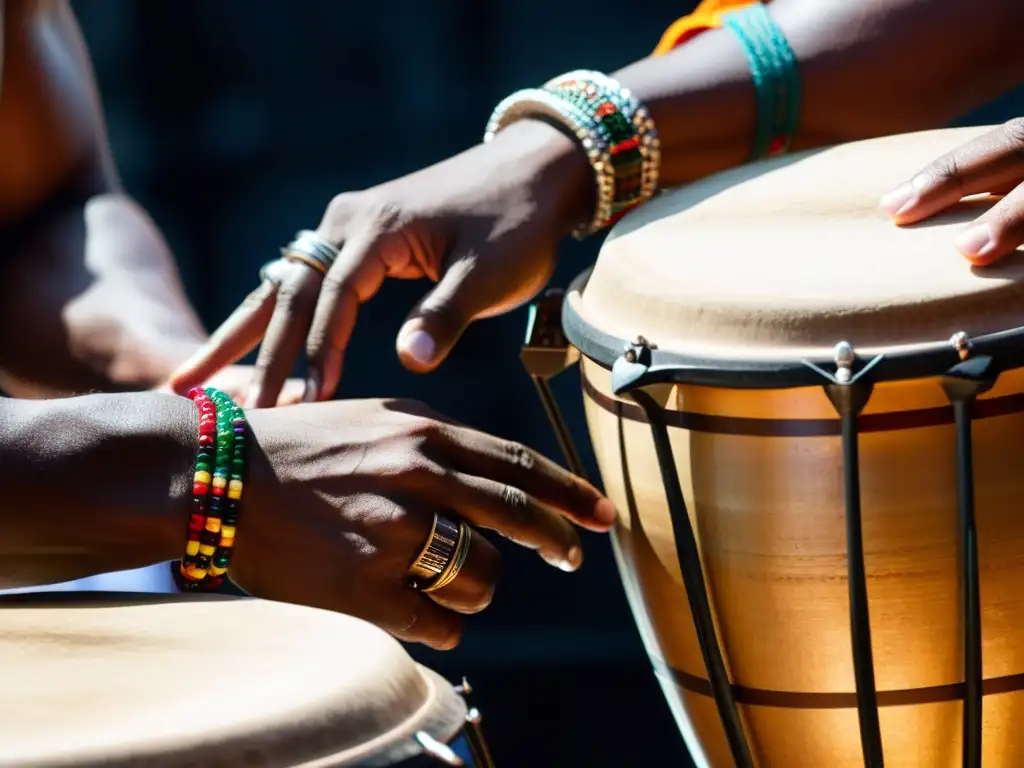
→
(304, 325, 331, 360)
(240, 283, 273, 311)
(1004, 117, 1024, 147)
(403, 418, 444, 449)
(498, 484, 530, 523)
(923, 151, 961, 187)
(402, 456, 447, 485)
(275, 274, 320, 309)
(366, 198, 405, 233)
(323, 192, 360, 226)
(501, 440, 536, 471)
(318, 271, 352, 299)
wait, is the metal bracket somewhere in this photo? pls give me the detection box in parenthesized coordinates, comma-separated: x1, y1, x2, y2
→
(812, 342, 885, 768)
(520, 289, 587, 481)
(611, 335, 658, 393)
(414, 678, 496, 767)
(939, 332, 997, 768)
(803, 340, 884, 389)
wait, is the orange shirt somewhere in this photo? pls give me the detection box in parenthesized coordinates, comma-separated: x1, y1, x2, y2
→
(653, 0, 764, 55)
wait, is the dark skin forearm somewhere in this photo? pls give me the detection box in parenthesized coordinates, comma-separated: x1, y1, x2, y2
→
(0, 0, 206, 397)
(547, 0, 1024, 231)
(0, 391, 196, 586)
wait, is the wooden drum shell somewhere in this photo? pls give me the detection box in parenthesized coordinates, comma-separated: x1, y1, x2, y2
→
(581, 356, 1024, 767)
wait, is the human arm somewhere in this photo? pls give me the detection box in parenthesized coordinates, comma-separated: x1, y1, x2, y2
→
(170, 0, 1024, 406)
(0, 0, 208, 397)
(0, 390, 613, 648)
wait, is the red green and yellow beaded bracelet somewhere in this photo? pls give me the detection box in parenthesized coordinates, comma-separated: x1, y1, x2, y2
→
(178, 386, 248, 591)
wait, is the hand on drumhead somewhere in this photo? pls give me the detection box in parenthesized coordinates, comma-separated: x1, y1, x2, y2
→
(167, 122, 590, 408)
(234, 398, 616, 649)
(881, 118, 1024, 266)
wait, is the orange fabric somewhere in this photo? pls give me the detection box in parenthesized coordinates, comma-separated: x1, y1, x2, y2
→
(653, 0, 765, 55)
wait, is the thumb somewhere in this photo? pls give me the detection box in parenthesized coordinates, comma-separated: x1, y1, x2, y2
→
(396, 253, 494, 373)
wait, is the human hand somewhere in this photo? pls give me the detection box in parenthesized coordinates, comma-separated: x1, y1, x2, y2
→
(168, 121, 592, 407)
(880, 119, 1024, 266)
(235, 398, 615, 649)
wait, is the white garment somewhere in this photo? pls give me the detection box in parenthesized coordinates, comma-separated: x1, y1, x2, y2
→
(0, 562, 179, 595)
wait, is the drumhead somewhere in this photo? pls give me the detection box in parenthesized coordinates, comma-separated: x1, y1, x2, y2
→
(0, 592, 466, 767)
(569, 126, 1024, 374)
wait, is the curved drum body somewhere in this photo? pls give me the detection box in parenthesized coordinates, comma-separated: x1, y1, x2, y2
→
(546, 126, 1024, 767)
(0, 593, 492, 767)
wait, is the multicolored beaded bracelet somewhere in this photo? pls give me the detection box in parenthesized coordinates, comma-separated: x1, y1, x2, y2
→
(179, 386, 248, 591)
(545, 70, 661, 206)
(484, 87, 617, 238)
(483, 70, 661, 239)
(543, 74, 660, 229)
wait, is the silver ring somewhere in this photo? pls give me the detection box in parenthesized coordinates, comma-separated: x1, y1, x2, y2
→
(280, 230, 340, 274)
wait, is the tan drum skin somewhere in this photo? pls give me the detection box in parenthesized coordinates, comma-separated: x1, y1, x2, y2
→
(0, 592, 466, 767)
(570, 126, 1024, 767)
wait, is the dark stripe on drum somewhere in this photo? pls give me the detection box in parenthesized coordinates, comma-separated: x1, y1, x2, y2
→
(581, 374, 1024, 437)
(653, 657, 1024, 709)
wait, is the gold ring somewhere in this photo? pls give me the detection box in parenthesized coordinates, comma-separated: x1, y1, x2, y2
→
(408, 514, 460, 585)
(423, 521, 471, 593)
(282, 251, 329, 275)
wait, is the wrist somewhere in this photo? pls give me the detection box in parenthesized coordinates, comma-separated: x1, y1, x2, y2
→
(488, 119, 595, 240)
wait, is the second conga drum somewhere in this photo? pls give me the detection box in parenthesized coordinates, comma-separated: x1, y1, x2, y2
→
(0, 592, 492, 767)
(559, 126, 1024, 767)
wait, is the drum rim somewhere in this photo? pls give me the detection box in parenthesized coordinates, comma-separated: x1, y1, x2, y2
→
(0, 591, 469, 768)
(563, 268, 1024, 390)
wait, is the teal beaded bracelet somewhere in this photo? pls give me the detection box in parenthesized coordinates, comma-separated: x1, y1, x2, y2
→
(722, 3, 801, 160)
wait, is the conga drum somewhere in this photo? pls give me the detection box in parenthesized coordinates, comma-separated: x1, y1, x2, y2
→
(523, 125, 1024, 767)
(0, 592, 494, 767)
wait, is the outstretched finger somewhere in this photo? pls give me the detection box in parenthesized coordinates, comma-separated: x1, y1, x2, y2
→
(169, 278, 278, 394)
(246, 266, 321, 408)
(430, 425, 617, 533)
(953, 182, 1024, 266)
(880, 119, 1024, 226)
(304, 231, 393, 401)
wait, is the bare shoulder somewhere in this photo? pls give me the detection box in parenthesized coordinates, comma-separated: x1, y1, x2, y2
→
(0, 0, 104, 225)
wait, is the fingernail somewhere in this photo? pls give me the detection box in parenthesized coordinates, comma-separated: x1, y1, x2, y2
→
(401, 329, 436, 365)
(302, 371, 321, 403)
(594, 499, 618, 526)
(880, 175, 930, 216)
(554, 546, 582, 572)
(955, 223, 996, 259)
(879, 183, 915, 215)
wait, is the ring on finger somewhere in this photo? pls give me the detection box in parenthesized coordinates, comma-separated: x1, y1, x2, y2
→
(424, 521, 471, 593)
(407, 512, 472, 592)
(281, 229, 340, 275)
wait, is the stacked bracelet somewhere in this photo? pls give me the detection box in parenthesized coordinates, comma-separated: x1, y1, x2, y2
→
(722, 3, 801, 160)
(483, 69, 660, 239)
(180, 386, 248, 591)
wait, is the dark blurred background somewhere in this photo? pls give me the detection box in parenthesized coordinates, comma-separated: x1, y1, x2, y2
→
(70, 2, 1023, 765)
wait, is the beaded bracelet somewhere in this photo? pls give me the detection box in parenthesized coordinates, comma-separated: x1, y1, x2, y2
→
(179, 386, 248, 591)
(545, 70, 661, 228)
(483, 70, 660, 239)
(485, 87, 616, 238)
(722, 3, 801, 160)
